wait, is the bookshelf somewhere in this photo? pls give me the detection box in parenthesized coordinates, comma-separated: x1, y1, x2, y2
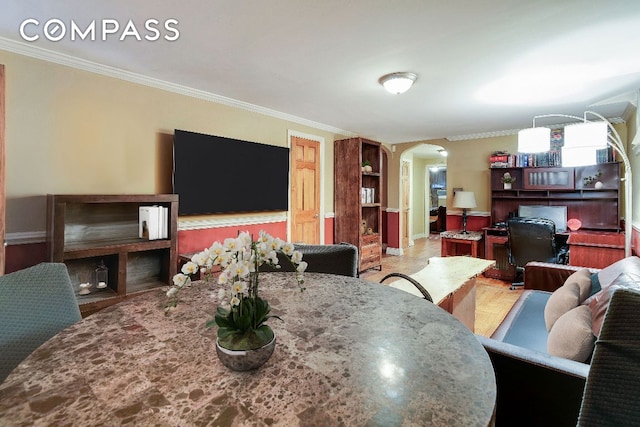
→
(46, 194, 178, 316)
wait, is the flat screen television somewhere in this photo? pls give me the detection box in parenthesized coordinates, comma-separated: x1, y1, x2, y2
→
(518, 205, 568, 232)
(173, 129, 290, 215)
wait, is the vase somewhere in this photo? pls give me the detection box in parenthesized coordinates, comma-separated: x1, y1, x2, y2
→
(215, 335, 276, 371)
(503, 183, 512, 189)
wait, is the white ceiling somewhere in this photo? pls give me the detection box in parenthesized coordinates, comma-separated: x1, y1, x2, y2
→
(1, 1, 640, 144)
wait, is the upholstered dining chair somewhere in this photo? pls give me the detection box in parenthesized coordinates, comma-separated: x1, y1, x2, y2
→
(506, 217, 562, 290)
(262, 243, 359, 277)
(0, 263, 82, 383)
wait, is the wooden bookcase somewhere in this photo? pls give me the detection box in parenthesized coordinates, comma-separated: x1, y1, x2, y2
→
(46, 194, 178, 316)
(334, 137, 383, 273)
(487, 162, 622, 276)
(490, 162, 621, 231)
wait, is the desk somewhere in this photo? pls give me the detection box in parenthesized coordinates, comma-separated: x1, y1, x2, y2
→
(387, 256, 495, 331)
(484, 227, 624, 274)
(567, 231, 625, 268)
(0, 273, 496, 426)
(441, 230, 484, 258)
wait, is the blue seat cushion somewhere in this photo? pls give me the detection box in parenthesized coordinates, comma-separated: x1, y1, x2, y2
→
(501, 291, 551, 354)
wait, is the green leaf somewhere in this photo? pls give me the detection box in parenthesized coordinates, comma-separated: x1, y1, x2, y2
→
(254, 325, 274, 343)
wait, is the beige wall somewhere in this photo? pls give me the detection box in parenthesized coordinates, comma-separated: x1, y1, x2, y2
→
(1, 50, 342, 234)
(3, 48, 638, 237)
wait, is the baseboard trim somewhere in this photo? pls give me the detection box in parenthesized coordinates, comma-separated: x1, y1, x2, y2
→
(386, 247, 404, 256)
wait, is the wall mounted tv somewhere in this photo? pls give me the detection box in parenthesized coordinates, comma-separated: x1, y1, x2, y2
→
(173, 129, 290, 215)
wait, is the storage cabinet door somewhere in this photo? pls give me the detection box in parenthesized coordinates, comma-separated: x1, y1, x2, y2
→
(523, 168, 574, 189)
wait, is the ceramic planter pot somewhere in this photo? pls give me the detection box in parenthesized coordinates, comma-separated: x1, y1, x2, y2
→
(215, 335, 276, 371)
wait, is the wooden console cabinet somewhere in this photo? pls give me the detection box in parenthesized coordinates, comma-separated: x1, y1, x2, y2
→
(46, 194, 178, 316)
(334, 137, 382, 273)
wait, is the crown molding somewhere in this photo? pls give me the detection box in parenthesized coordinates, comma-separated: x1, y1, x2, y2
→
(0, 37, 357, 137)
(447, 117, 627, 142)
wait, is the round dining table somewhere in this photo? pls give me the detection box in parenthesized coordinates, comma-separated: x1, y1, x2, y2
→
(0, 273, 496, 426)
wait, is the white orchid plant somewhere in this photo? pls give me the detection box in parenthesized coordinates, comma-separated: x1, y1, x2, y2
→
(167, 230, 307, 350)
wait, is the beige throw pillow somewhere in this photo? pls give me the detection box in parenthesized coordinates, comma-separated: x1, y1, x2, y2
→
(547, 305, 594, 362)
(544, 281, 581, 332)
(566, 268, 593, 302)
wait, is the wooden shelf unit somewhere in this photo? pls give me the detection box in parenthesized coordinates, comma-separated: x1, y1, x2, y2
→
(490, 162, 621, 231)
(46, 194, 178, 316)
(334, 137, 383, 273)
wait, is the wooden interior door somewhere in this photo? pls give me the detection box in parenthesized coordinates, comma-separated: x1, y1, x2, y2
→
(401, 160, 411, 248)
(291, 136, 320, 243)
(0, 65, 5, 275)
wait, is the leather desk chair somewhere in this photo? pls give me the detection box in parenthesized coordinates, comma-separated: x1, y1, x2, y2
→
(507, 217, 562, 290)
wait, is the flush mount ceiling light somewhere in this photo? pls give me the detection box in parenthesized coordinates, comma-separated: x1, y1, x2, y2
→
(379, 72, 417, 94)
(438, 149, 448, 157)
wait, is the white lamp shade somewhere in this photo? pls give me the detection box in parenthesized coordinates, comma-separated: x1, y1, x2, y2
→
(379, 72, 417, 94)
(561, 146, 597, 167)
(452, 191, 477, 209)
(518, 127, 551, 153)
(563, 121, 608, 149)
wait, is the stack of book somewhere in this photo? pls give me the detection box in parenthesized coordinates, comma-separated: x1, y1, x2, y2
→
(489, 152, 510, 168)
(139, 205, 169, 240)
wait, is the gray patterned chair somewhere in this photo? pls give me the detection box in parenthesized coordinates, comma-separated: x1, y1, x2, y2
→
(261, 243, 358, 277)
(576, 288, 640, 426)
(0, 263, 81, 383)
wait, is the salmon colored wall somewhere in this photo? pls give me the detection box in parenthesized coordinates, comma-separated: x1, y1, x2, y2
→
(445, 214, 491, 232)
(324, 217, 334, 244)
(178, 222, 287, 255)
(386, 211, 400, 249)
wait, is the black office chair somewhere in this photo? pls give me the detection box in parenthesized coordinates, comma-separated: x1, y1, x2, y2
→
(261, 243, 359, 277)
(506, 217, 561, 290)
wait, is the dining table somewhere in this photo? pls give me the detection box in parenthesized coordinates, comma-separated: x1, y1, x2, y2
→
(0, 272, 496, 426)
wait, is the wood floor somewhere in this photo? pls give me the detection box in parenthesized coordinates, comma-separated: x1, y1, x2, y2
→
(360, 234, 523, 337)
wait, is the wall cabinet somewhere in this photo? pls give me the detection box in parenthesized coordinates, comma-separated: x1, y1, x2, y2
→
(334, 137, 382, 273)
(46, 194, 178, 316)
(491, 162, 621, 231)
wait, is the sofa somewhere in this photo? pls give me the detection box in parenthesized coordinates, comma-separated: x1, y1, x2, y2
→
(477, 256, 640, 426)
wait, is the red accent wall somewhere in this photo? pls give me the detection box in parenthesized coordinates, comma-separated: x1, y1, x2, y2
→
(5, 243, 47, 273)
(178, 221, 287, 254)
(445, 214, 491, 232)
(324, 217, 334, 244)
(386, 211, 400, 249)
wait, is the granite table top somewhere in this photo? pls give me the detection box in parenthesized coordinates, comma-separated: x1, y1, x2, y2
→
(0, 273, 496, 426)
(440, 230, 484, 241)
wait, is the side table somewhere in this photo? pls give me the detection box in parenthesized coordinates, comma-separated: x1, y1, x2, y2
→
(440, 230, 484, 258)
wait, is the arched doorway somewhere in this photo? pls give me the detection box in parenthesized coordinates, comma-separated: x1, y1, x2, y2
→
(401, 144, 447, 246)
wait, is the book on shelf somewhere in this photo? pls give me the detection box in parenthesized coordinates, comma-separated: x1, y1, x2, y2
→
(139, 205, 168, 240)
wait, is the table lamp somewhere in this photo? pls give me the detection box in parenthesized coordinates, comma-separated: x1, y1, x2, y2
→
(452, 191, 477, 234)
